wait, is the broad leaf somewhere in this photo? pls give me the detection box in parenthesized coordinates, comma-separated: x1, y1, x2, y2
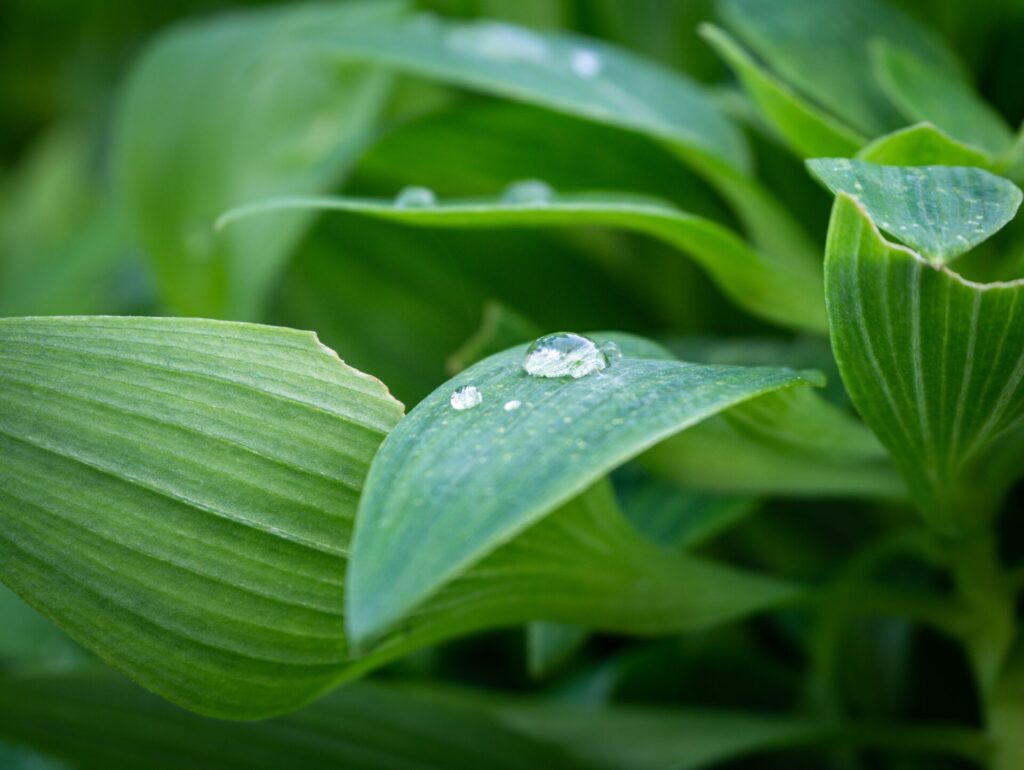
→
(700, 24, 864, 158)
(808, 159, 1023, 265)
(823, 193, 1024, 531)
(219, 192, 827, 333)
(346, 333, 817, 644)
(317, 12, 818, 293)
(858, 123, 998, 169)
(719, 0, 959, 137)
(114, 2, 397, 318)
(0, 317, 403, 718)
(871, 40, 1015, 157)
(0, 672, 589, 770)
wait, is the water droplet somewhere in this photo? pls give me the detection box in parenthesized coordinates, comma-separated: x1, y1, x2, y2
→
(523, 332, 609, 379)
(450, 384, 483, 410)
(599, 340, 622, 360)
(501, 179, 554, 205)
(504, 399, 522, 411)
(394, 186, 436, 209)
(446, 22, 548, 64)
(570, 48, 602, 79)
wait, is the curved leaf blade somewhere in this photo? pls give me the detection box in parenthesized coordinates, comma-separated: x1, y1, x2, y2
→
(808, 159, 1023, 265)
(0, 317, 403, 718)
(219, 193, 827, 333)
(347, 334, 818, 644)
(824, 194, 1024, 530)
(858, 123, 998, 169)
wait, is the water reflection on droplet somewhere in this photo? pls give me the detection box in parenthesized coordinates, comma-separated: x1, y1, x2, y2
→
(394, 186, 436, 209)
(523, 332, 609, 379)
(450, 384, 483, 410)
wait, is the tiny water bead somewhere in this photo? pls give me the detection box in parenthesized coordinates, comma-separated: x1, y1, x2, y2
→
(522, 332, 609, 379)
(394, 186, 437, 209)
(446, 22, 548, 64)
(501, 179, 554, 205)
(570, 48, 602, 79)
(450, 385, 483, 410)
(503, 400, 522, 411)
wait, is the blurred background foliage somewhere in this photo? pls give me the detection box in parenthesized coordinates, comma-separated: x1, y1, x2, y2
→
(3, 0, 1024, 768)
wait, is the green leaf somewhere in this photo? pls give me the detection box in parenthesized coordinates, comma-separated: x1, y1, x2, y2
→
(823, 193, 1024, 531)
(0, 672, 589, 770)
(719, 0, 959, 137)
(346, 333, 817, 645)
(699, 24, 864, 158)
(871, 40, 1015, 157)
(318, 12, 818, 294)
(219, 192, 827, 333)
(858, 123, 998, 169)
(527, 623, 589, 679)
(808, 159, 1023, 265)
(114, 2, 397, 318)
(0, 317, 403, 718)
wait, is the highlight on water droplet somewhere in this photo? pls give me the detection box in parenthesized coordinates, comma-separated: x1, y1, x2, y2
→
(501, 179, 554, 205)
(570, 48, 602, 79)
(446, 21, 548, 64)
(523, 332, 609, 379)
(450, 384, 483, 411)
(503, 399, 522, 411)
(394, 186, 436, 209)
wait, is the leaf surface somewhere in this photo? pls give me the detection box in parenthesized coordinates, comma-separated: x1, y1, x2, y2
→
(0, 316, 403, 717)
(808, 159, 1022, 265)
(347, 333, 817, 644)
(220, 193, 826, 332)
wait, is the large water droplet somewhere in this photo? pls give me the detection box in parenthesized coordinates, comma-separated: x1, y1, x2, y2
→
(570, 48, 602, 79)
(446, 22, 548, 64)
(394, 186, 436, 209)
(450, 384, 483, 410)
(501, 179, 554, 205)
(523, 332, 609, 379)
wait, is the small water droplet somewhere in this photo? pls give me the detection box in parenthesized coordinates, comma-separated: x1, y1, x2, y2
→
(523, 332, 609, 379)
(501, 179, 554, 205)
(394, 186, 436, 209)
(504, 399, 522, 411)
(570, 48, 602, 79)
(450, 384, 483, 410)
(446, 21, 548, 64)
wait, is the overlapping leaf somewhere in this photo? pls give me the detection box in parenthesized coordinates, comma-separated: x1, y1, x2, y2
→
(346, 334, 817, 645)
(219, 192, 826, 332)
(0, 317, 403, 717)
(822, 191, 1024, 531)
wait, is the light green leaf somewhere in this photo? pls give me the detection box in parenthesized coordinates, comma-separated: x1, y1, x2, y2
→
(823, 193, 1024, 531)
(858, 123, 998, 169)
(114, 2, 397, 318)
(527, 623, 589, 679)
(0, 317, 404, 718)
(872, 40, 1015, 157)
(0, 672, 589, 770)
(719, 0, 959, 136)
(808, 159, 1023, 265)
(318, 12, 818, 293)
(699, 24, 864, 158)
(346, 333, 817, 645)
(219, 192, 826, 333)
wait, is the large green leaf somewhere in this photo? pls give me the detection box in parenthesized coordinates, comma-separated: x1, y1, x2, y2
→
(346, 333, 818, 645)
(808, 159, 1023, 265)
(822, 192, 1024, 531)
(114, 2, 397, 318)
(719, 0, 959, 137)
(316, 12, 818, 289)
(0, 317, 403, 718)
(219, 192, 826, 333)
(0, 672, 589, 770)
(699, 24, 864, 158)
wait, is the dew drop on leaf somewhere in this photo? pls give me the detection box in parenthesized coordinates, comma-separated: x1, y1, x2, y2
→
(446, 21, 548, 64)
(503, 399, 522, 411)
(450, 385, 483, 411)
(570, 48, 602, 79)
(394, 186, 437, 209)
(522, 332, 609, 379)
(501, 179, 554, 205)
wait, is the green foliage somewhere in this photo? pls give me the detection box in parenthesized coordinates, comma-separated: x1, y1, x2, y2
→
(3, 0, 1024, 767)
